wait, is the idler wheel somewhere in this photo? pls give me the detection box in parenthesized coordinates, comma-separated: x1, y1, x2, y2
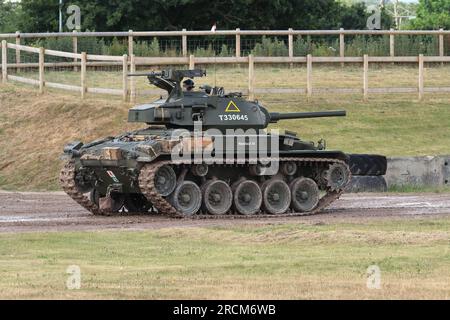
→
(324, 163, 350, 191)
(261, 179, 291, 214)
(170, 181, 202, 216)
(233, 180, 262, 215)
(290, 177, 320, 212)
(202, 180, 233, 215)
(154, 165, 177, 196)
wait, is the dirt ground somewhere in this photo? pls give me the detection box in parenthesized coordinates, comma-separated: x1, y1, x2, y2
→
(0, 191, 449, 233)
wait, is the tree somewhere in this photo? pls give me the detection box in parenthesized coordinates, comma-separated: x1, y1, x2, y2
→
(15, 0, 394, 33)
(409, 0, 450, 29)
(0, 0, 21, 33)
(19, 0, 62, 32)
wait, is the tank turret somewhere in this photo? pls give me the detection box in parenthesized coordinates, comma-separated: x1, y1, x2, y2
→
(128, 69, 346, 130)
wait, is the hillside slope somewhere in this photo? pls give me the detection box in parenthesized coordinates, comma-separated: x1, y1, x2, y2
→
(0, 85, 139, 190)
(1, 84, 449, 191)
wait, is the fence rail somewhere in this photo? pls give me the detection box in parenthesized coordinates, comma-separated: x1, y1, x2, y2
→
(0, 29, 448, 60)
(1, 40, 449, 102)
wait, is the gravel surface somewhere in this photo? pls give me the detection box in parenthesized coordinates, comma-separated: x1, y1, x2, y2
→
(0, 191, 449, 233)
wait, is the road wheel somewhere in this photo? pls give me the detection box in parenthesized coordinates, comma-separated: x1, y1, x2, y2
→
(170, 181, 202, 216)
(261, 179, 291, 214)
(233, 180, 262, 215)
(290, 177, 320, 212)
(202, 180, 233, 215)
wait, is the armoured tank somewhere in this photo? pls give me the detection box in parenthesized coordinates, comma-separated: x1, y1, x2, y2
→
(60, 69, 386, 217)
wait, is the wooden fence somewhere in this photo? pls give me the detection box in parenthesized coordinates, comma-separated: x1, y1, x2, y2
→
(1, 40, 450, 102)
(0, 29, 449, 61)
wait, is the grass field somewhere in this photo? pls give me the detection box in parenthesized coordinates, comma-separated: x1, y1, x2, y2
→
(0, 218, 449, 299)
(1, 65, 450, 191)
(14, 64, 450, 93)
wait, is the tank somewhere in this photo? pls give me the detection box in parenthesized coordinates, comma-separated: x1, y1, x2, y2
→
(60, 69, 386, 217)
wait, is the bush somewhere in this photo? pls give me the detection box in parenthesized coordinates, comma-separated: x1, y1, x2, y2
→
(134, 38, 160, 57)
(103, 37, 127, 56)
(252, 37, 288, 56)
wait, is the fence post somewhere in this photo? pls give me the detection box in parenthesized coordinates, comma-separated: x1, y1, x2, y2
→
(363, 54, 369, 101)
(15, 31, 20, 72)
(339, 28, 344, 67)
(189, 54, 195, 69)
(72, 30, 78, 72)
(81, 52, 87, 99)
(128, 30, 134, 57)
(39, 47, 45, 94)
(288, 28, 293, 68)
(130, 54, 136, 103)
(248, 54, 255, 100)
(122, 54, 128, 102)
(306, 54, 312, 97)
(390, 28, 395, 57)
(182, 28, 188, 57)
(1, 40, 7, 83)
(439, 28, 444, 66)
(235, 28, 241, 58)
(418, 54, 424, 101)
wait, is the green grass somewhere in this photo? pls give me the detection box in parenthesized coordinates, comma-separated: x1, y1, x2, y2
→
(0, 218, 449, 299)
(388, 185, 450, 193)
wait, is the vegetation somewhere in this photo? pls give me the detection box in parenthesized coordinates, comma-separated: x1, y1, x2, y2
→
(409, 0, 450, 29)
(0, 0, 21, 33)
(388, 185, 450, 193)
(9, 34, 442, 60)
(0, 218, 449, 299)
(12, 0, 392, 33)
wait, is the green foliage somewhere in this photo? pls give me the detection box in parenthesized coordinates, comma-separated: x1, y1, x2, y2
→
(18, 0, 60, 32)
(409, 0, 450, 29)
(103, 37, 128, 55)
(0, 1, 21, 33)
(219, 44, 231, 57)
(252, 37, 289, 57)
(11, 34, 442, 60)
(395, 35, 439, 56)
(13, 0, 392, 33)
(35, 37, 72, 52)
(78, 37, 106, 55)
(345, 36, 389, 56)
(193, 44, 215, 57)
(134, 38, 161, 57)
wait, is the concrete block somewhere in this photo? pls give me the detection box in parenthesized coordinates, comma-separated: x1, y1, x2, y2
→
(385, 155, 450, 187)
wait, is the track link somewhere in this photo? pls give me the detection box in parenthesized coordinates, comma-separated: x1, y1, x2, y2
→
(138, 157, 351, 219)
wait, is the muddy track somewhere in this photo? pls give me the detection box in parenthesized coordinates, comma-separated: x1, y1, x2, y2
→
(0, 191, 449, 233)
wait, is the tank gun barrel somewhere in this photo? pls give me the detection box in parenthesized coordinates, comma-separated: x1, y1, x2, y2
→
(127, 71, 164, 77)
(269, 110, 346, 123)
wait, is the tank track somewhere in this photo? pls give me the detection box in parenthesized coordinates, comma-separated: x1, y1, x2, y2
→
(138, 157, 351, 219)
(59, 161, 103, 215)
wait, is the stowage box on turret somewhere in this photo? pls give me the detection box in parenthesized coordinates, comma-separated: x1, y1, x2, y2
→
(60, 69, 386, 217)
